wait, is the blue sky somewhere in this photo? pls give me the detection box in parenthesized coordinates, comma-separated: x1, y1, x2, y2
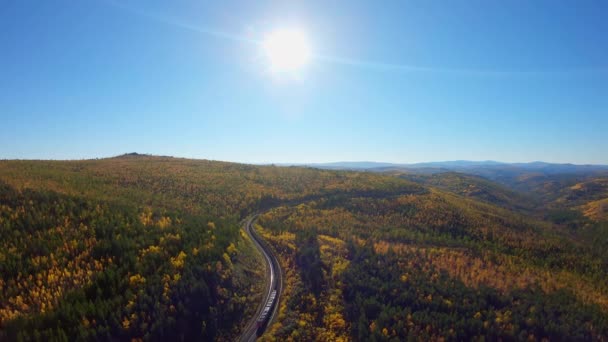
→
(1, 0, 607, 164)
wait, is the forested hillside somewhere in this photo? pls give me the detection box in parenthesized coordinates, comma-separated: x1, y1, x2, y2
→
(256, 189, 608, 340)
(1, 155, 607, 340)
(0, 155, 419, 341)
(396, 172, 537, 212)
(395, 170, 608, 228)
(0, 182, 254, 340)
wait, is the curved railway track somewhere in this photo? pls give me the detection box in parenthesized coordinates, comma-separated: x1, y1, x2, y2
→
(240, 214, 283, 341)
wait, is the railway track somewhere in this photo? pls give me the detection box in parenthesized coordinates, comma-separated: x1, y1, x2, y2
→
(239, 214, 283, 341)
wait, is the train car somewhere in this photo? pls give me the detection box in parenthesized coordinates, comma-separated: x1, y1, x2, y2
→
(256, 290, 277, 336)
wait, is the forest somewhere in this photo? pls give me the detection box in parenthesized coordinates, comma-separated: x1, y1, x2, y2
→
(1, 155, 607, 340)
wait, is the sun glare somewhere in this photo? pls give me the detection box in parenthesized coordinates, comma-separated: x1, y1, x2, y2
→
(262, 29, 311, 73)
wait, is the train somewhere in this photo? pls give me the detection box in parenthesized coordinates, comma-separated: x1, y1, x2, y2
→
(255, 289, 277, 336)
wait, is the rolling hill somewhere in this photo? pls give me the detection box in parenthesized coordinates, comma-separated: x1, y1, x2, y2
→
(0, 155, 421, 341)
(0, 155, 607, 340)
(393, 172, 538, 212)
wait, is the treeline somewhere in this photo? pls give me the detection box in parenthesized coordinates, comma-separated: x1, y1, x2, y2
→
(0, 158, 421, 219)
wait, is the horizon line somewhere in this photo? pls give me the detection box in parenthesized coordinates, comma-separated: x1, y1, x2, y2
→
(2, 153, 608, 167)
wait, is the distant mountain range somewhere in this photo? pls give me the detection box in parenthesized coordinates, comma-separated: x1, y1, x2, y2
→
(284, 160, 608, 174)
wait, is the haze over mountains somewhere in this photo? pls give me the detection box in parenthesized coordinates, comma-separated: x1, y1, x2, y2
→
(290, 160, 608, 173)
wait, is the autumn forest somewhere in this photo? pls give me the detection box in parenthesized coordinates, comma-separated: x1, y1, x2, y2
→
(1, 154, 607, 341)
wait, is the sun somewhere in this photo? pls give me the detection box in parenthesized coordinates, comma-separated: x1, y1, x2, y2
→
(262, 29, 311, 73)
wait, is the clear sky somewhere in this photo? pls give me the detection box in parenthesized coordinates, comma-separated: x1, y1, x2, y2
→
(1, 0, 607, 164)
